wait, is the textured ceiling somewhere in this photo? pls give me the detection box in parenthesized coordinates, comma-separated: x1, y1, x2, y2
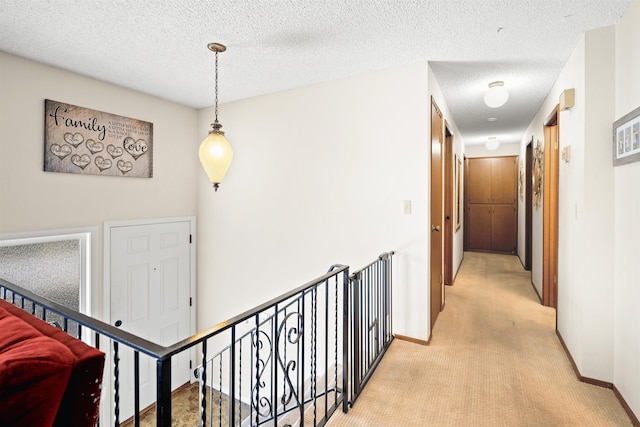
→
(0, 0, 632, 146)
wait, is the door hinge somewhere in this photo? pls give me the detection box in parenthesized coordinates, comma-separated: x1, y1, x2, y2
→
(189, 297, 193, 307)
(189, 234, 192, 244)
(440, 274, 443, 285)
(190, 360, 193, 369)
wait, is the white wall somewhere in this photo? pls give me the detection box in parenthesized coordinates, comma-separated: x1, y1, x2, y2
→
(553, 34, 588, 378)
(465, 143, 520, 158)
(518, 36, 586, 305)
(0, 52, 199, 315)
(196, 63, 464, 342)
(580, 25, 616, 382)
(614, 0, 640, 418)
(517, 25, 617, 383)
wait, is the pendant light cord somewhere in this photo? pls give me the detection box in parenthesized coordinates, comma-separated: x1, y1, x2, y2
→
(214, 50, 219, 125)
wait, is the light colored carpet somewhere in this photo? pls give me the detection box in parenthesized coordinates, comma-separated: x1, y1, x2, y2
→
(327, 252, 632, 427)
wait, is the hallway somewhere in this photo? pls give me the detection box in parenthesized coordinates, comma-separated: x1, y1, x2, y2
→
(327, 252, 632, 426)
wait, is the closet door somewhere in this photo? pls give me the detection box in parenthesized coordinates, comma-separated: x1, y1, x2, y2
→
(491, 205, 517, 253)
(467, 204, 492, 251)
(491, 157, 517, 204)
(467, 158, 492, 204)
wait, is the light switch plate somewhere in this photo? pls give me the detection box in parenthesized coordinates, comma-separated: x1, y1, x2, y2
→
(403, 200, 412, 215)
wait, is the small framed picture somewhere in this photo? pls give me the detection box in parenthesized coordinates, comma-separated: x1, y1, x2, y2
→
(613, 105, 640, 166)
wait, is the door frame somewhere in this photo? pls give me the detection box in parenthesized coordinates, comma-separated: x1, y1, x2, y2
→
(430, 97, 444, 331)
(102, 216, 196, 422)
(525, 138, 533, 271)
(0, 227, 96, 316)
(103, 216, 196, 332)
(543, 107, 559, 308)
(444, 122, 454, 286)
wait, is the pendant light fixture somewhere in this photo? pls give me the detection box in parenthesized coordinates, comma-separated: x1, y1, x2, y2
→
(484, 81, 509, 108)
(199, 42, 233, 191)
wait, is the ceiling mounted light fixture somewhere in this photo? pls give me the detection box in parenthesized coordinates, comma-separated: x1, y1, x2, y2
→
(484, 81, 509, 108)
(486, 137, 500, 151)
(199, 42, 234, 191)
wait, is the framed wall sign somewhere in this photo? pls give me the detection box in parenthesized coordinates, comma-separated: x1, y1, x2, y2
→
(613, 105, 640, 167)
(44, 99, 153, 178)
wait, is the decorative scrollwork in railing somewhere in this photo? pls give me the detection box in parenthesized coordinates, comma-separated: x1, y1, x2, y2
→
(276, 312, 304, 408)
(252, 329, 273, 418)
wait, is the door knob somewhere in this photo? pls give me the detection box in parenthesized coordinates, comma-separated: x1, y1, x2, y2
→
(114, 320, 123, 327)
(431, 225, 441, 232)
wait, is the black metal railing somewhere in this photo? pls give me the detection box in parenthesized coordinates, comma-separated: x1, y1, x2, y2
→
(347, 252, 394, 406)
(0, 251, 394, 426)
(194, 265, 350, 427)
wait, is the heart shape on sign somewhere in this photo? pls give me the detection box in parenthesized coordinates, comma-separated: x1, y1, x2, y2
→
(94, 156, 112, 171)
(86, 139, 104, 154)
(64, 132, 84, 147)
(50, 144, 72, 160)
(117, 160, 133, 174)
(123, 137, 148, 160)
(107, 144, 124, 159)
(71, 154, 91, 169)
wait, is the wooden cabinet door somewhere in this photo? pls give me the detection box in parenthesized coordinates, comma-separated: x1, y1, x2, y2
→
(491, 157, 517, 204)
(491, 205, 517, 253)
(467, 158, 492, 204)
(467, 204, 492, 251)
(465, 156, 518, 254)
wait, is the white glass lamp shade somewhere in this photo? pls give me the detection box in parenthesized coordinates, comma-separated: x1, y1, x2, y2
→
(199, 130, 233, 188)
(484, 81, 509, 108)
(485, 137, 500, 151)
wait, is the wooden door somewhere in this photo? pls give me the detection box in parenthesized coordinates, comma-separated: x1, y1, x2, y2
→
(543, 108, 559, 308)
(430, 98, 443, 329)
(525, 141, 533, 271)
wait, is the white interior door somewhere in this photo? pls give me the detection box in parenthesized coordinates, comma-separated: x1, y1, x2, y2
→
(109, 219, 192, 420)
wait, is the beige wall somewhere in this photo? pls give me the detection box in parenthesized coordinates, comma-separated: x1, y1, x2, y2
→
(0, 51, 465, 344)
(614, 0, 640, 418)
(0, 52, 200, 315)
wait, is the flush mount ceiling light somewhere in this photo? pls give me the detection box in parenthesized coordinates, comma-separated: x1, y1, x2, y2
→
(199, 42, 234, 191)
(486, 117, 498, 122)
(484, 81, 509, 108)
(486, 137, 500, 150)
